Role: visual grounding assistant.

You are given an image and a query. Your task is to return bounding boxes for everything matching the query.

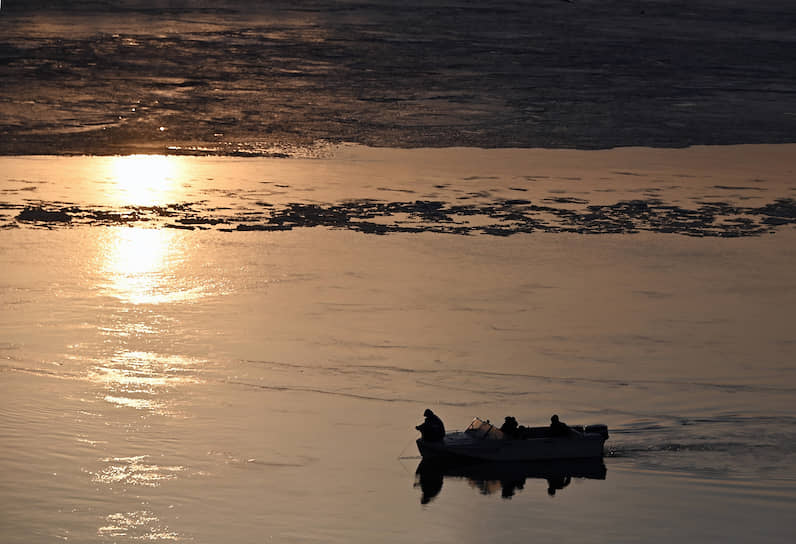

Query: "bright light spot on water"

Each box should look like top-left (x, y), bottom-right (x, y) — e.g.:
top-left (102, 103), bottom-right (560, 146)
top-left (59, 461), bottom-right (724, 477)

top-left (98, 227), bottom-right (204, 305)
top-left (98, 510), bottom-right (181, 541)
top-left (93, 351), bottom-right (201, 388)
top-left (92, 456), bottom-right (184, 488)
top-left (101, 227), bottom-right (172, 304)
top-left (104, 395), bottom-right (162, 410)
top-left (109, 154), bottom-right (178, 206)
top-left (90, 351), bottom-right (202, 415)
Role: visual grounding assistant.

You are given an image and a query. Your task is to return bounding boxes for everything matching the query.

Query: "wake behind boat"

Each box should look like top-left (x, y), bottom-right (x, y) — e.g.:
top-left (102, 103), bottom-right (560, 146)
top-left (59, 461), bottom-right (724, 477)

top-left (416, 416), bottom-right (609, 462)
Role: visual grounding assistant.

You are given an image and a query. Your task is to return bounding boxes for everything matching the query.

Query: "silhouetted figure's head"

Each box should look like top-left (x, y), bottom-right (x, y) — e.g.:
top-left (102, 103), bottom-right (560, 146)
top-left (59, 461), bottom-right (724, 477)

top-left (551, 414), bottom-right (559, 424)
top-left (424, 409), bottom-right (434, 417)
top-left (500, 416), bottom-right (519, 436)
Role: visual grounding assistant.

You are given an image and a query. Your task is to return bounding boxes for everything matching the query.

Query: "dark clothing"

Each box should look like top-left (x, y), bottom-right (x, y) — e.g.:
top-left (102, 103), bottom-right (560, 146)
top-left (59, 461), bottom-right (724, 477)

top-left (416, 412), bottom-right (445, 441)
top-left (550, 419), bottom-right (570, 437)
top-left (500, 416), bottom-right (519, 437)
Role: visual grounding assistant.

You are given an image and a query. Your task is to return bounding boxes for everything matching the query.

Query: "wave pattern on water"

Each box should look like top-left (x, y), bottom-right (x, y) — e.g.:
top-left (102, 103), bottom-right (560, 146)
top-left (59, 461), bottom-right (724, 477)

top-left (2, 1), bottom-right (796, 154)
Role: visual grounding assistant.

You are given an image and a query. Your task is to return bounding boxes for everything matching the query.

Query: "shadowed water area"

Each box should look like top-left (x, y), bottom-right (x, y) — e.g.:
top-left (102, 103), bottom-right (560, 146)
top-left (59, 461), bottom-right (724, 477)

top-left (2, 0), bottom-right (796, 155)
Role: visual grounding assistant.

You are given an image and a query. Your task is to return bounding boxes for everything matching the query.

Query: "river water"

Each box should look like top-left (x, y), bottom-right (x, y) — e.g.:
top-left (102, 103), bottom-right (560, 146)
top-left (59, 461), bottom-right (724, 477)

top-left (2, 1), bottom-right (796, 541)
top-left (2, 1), bottom-right (796, 154)
top-left (1, 147), bottom-right (795, 542)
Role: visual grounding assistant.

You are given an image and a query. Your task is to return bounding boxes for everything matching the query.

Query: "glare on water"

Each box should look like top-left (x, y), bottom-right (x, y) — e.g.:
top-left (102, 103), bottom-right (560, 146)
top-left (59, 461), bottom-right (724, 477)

top-left (96, 227), bottom-right (207, 305)
top-left (107, 154), bottom-right (180, 207)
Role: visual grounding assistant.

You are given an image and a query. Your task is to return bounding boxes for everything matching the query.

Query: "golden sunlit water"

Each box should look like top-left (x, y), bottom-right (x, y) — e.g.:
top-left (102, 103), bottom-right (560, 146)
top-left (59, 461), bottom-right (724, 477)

top-left (95, 157), bottom-right (200, 305)
top-left (107, 155), bottom-right (181, 207)
top-left (1, 148), bottom-right (795, 544)
top-left (97, 510), bottom-right (180, 542)
top-left (90, 350), bottom-right (202, 414)
top-left (92, 455), bottom-right (185, 488)
top-left (97, 227), bottom-right (207, 305)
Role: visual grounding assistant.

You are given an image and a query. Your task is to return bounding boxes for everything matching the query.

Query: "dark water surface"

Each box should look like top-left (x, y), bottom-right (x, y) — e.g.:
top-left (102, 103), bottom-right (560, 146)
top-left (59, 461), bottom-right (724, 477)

top-left (2, 0), bottom-right (796, 154)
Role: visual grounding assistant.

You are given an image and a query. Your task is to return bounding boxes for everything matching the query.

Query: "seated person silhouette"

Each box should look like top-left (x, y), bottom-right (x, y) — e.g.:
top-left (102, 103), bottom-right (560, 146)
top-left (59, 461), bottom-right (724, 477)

top-left (499, 416), bottom-right (519, 437)
top-left (549, 414), bottom-right (570, 437)
top-left (416, 409), bottom-right (445, 441)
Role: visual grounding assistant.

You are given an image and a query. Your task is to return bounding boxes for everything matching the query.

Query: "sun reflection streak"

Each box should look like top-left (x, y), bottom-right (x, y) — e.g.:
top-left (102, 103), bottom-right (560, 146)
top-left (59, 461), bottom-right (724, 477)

top-left (100, 227), bottom-right (172, 305)
top-left (108, 154), bottom-right (180, 207)
top-left (90, 351), bottom-right (203, 415)
top-left (98, 511), bottom-right (181, 541)
top-left (98, 227), bottom-right (205, 305)
top-left (93, 456), bottom-right (185, 488)
top-left (98, 510), bottom-right (181, 540)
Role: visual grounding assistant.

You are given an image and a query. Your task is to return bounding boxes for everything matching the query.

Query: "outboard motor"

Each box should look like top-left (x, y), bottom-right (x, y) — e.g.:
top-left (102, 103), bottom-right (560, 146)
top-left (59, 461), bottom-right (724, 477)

top-left (585, 424), bottom-right (609, 440)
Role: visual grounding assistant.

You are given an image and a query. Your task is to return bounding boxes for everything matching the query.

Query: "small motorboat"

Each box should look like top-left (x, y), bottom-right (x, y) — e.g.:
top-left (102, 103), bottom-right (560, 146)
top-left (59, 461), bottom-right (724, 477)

top-left (416, 417), bottom-right (609, 462)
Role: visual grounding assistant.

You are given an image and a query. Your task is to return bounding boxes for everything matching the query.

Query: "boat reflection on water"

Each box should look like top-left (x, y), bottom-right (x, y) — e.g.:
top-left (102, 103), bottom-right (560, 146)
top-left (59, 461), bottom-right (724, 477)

top-left (414, 458), bottom-right (607, 504)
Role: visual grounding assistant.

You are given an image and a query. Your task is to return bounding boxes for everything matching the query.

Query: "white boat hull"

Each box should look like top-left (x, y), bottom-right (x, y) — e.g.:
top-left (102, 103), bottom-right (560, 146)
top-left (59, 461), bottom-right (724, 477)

top-left (417, 430), bottom-right (606, 462)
